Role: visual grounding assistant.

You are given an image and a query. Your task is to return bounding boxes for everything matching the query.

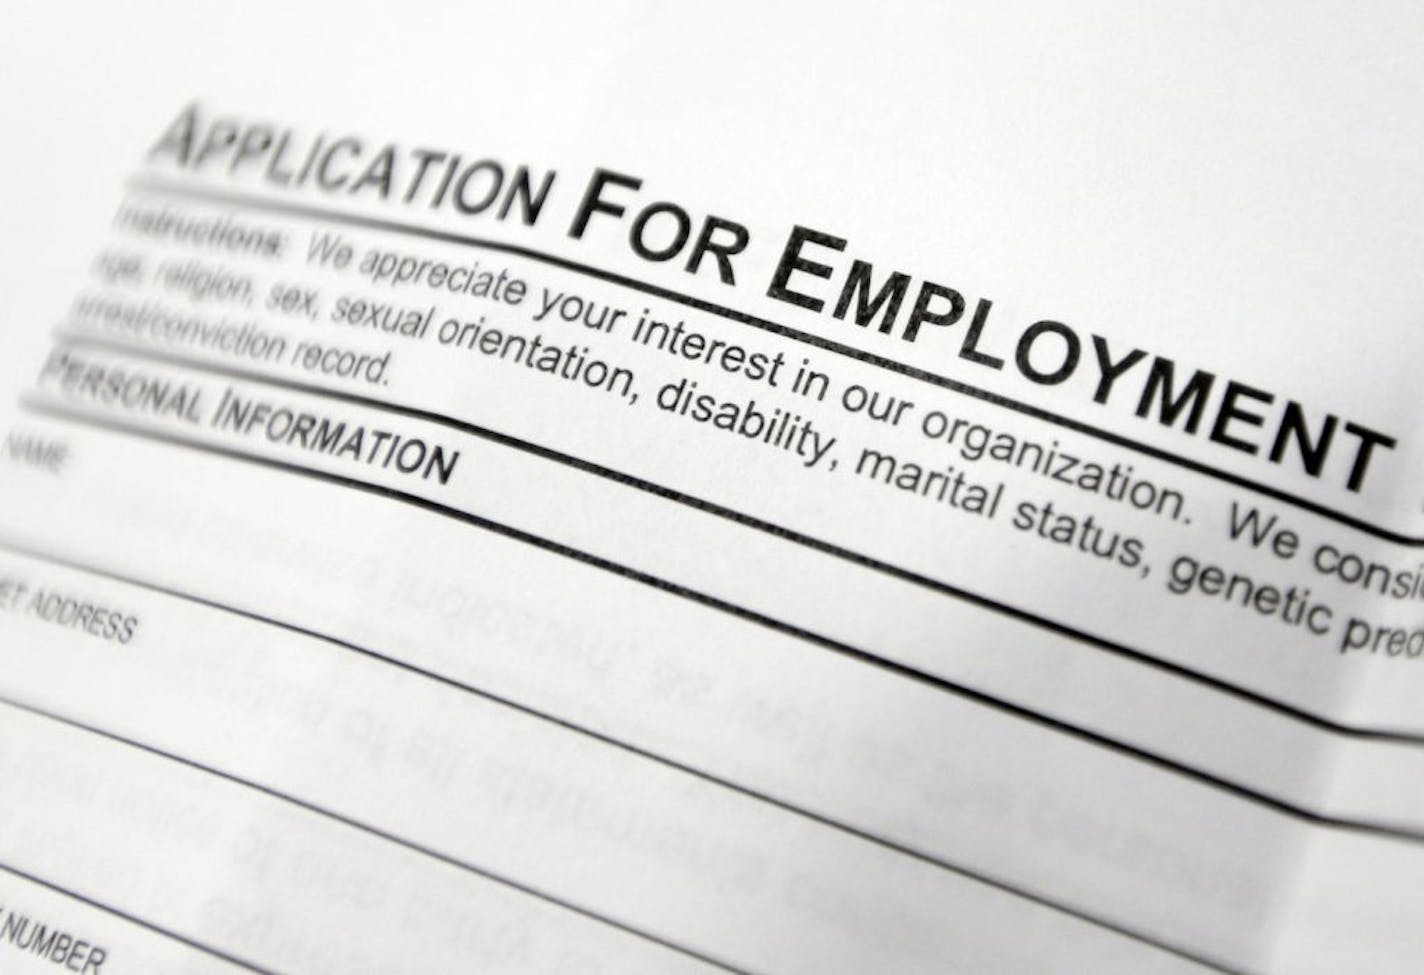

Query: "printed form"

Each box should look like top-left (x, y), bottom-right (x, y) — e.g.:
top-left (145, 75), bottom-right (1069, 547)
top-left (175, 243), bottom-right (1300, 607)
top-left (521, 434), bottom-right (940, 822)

top-left (1, 4), bottom-right (1422, 973)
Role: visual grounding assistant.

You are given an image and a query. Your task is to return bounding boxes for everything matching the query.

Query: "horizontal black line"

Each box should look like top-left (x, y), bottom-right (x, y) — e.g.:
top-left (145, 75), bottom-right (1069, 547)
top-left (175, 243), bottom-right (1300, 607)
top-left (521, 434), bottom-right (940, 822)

top-left (23, 397), bottom-right (1424, 855)
top-left (0, 859), bottom-right (278, 974)
top-left (124, 173), bottom-right (1423, 547)
top-left (0, 537), bottom-right (1233, 974)
top-left (53, 328), bottom-right (1424, 746)
top-left (0, 694), bottom-right (746, 974)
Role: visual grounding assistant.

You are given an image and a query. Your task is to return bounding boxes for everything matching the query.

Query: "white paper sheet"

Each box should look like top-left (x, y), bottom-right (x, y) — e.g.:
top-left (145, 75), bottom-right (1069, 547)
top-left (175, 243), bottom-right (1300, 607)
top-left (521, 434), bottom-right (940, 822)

top-left (2, 4), bottom-right (1422, 972)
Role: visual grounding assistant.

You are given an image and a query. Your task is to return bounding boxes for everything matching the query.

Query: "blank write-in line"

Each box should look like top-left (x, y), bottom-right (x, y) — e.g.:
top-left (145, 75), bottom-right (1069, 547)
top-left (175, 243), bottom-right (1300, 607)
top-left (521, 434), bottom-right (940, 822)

top-left (0, 694), bottom-right (750, 974)
top-left (123, 173), bottom-right (1424, 548)
top-left (0, 534), bottom-right (1233, 974)
top-left (51, 327), bottom-right (1424, 746)
top-left (20, 396), bottom-right (1424, 858)
top-left (0, 858), bottom-right (279, 974)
